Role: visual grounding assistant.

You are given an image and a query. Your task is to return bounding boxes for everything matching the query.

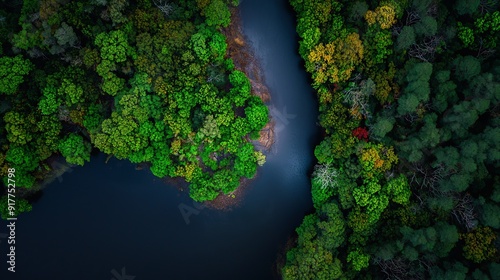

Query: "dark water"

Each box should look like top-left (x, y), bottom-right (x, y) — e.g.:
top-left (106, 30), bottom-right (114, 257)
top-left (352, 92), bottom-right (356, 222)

top-left (0, 0), bottom-right (318, 279)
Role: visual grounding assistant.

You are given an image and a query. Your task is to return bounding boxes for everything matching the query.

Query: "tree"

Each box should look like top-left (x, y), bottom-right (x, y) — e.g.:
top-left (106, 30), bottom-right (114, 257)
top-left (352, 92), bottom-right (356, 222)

top-left (0, 196), bottom-right (32, 219)
top-left (480, 202), bottom-right (500, 229)
top-left (245, 97), bottom-right (268, 132)
top-left (190, 31), bottom-right (210, 63)
top-left (35, 114), bottom-right (62, 160)
top-left (234, 142), bottom-right (258, 178)
top-left (149, 141), bottom-right (173, 178)
top-left (461, 227), bottom-right (497, 263)
top-left (38, 87), bottom-right (62, 115)
top-left (59, 78), bottom-right (84, 106)
top-left (386, 174), bottom-right (411, 205)
top-left (92, 112), bottom-right (148, 159)
top-left (299, 27), bottom-right (321, 57)
top-left (455, 0), bottom-right (480, 15)
top-left (474, 11), bottom-right (500, 48)
top-left (282, 213), bottom-right (344, 280)
top-left (203, 0), bottom-right (230, 27)
top-left (318, 202), bottom-right (346, 250)
top-left (306, 33), bottom-right (364, 87)
top-left (313, 163), bottom-right (339, 190)
top-left (457, 22), bottom-right (475, 47)
top-left (453, 56), bottom-right (481, 82)
top-left (370, 115), bottom-right (395, 139)
top-left (397, 26), bottom-right (416, 51)
top-left (209, 31), bottom-right (227, 62)
top-left (429, 262), bottom-right (468, 280)
top-left (229, 70), bottom-right (251, 106)
top-left (54, 22), bottom-right (78, 47)
top-left (359, 143), bottom-right (398, 176)
top-left (365, 5), bottom-right (397, 29)
top-left (283, 244), bottom-right (343, 280)
top-left (83, 104), bottom-right (105, 134)
top-left (5, 145), bottom-right (39, 187)
top-left (198, 115), bottom-right (221, 142)
top-left (414, 16), bottom-right (438, 37)
top-left (343, 79), bottom-right (374, 119)
top-left (101, 73), bottom-right (125, 96)
top-left (348, 2), bottom-right (369, 23)
top-left (3, 111), bottom-right (36, 146)
top-left (442, 101), bottom-right (479, 138)
top-left (347, 249), bottom-right (370, 271)
top-left (108, 0), bottom-right (129, 25)
top-left (58, 134), bottom-right (91, 166)
top-left (397, 62), bottom-right (432, 115)
top-left (95, 30), bottom-right (131, 63)
top-left (0, 55), bottom-right (33, 95)
top-left (432, 70), bottom-right (458, 113)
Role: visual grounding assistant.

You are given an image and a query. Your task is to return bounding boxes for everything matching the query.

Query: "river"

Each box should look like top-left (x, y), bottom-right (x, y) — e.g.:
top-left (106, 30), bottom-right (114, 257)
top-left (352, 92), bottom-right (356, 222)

top-left (0, 0), bottom-right (319, 279)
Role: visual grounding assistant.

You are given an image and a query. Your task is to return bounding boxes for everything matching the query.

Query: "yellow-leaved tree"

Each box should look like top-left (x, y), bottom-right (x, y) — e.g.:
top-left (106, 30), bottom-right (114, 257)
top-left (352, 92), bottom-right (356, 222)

top-left (364, 5), bottom-right (397, 29)
top-left (306, 33), bottom-right (364, 88)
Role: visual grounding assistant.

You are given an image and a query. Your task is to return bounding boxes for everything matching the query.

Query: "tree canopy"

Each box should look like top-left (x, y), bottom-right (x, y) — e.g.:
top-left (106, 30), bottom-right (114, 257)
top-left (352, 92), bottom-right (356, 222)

top-left (284, 0), bottom-right (500, 279)
top-left (0, 0), bottom-right (269, 214)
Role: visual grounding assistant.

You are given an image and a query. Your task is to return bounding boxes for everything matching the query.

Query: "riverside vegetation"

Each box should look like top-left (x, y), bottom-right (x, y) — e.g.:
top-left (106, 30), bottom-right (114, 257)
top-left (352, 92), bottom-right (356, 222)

top-left (1, 0), bottom-right (499, 279)
top-left (282, 0), bottom-right (500, 279)
top-left (0, 0), bottom-right (269, 218)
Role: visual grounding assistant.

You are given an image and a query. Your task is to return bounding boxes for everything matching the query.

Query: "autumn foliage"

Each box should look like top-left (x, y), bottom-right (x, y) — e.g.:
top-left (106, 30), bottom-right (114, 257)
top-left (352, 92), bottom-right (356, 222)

top-left (352, 127), bottom-right (369, 141)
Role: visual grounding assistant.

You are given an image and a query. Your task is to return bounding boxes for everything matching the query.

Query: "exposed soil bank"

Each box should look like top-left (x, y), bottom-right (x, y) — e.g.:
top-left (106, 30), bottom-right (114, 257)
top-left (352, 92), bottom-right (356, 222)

top-left (223, 8), bottom-right (275, 151)
top-left (200, 8), bottom-right (277, 210)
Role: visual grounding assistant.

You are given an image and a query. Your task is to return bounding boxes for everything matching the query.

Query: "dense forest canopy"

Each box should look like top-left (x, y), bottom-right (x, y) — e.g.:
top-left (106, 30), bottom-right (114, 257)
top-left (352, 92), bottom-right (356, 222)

top-left (0, 0), bottom-right (269, 218)
top-left (1, 0), bottom-right (499, 279)
top-left (283, 0), bottom-right (500, 279)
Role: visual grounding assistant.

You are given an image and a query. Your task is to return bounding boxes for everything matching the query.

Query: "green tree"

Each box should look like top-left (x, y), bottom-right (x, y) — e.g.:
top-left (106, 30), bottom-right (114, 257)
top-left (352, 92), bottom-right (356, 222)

top-left (397, 62), bottom-right (432, 115)
top-left (347, 249), bottom-right (370, 271)
top-left (455, 0), bottom-right (480, 15)
top-left (414, 16), bottom-right (437, 37)
top-left (457, 23), bottom-right (475, 47)
top-left (397, 26), bottom-right (415, 51)
top-left (229, 70), bottom-right (251, 106)
top-left (58, 134), bottom-right (91, 166)
top-left (0, 196), bottom-right (32, 219)
top-left (3, 111), bottom-right (36, 146)
top-left (245, 97), bottom-right (268, 132)
top-left (454, 56), bottom-right (481, 82)
top-left (92, 112), bottom-right (148, 159)
top-left (203, 0), bottom-right (230, 27)
top-left (0, 55), bottom-right (33, 95)
top-left (198, 115), bottom-right (221, 142)
top-left (95, 30), bottom-right (131, 63)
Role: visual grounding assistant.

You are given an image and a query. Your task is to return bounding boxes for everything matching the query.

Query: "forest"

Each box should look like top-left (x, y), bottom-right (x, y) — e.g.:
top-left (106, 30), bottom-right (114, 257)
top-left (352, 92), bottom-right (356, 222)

top-left (0, 0), bottom-right (269, 218)
top-left (1, 0), bottom-right (499, 279)
top-left (282, 0), bottom-right (500, 279)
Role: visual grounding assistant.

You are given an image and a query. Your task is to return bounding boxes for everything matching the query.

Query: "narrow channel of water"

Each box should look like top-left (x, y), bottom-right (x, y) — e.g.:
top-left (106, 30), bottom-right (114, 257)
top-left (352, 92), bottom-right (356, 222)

top-left (0, 0), bottom-right (319, 279)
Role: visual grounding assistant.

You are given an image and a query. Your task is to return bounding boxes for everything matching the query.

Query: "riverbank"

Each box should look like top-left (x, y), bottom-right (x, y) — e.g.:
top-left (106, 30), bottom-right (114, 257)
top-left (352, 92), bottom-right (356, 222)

top-left (9, 155), bottom-right (75, 202)
top-left (222, 8), bottom-right (275, 151)
top-left (196, 8), bottom-right (276, 210)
